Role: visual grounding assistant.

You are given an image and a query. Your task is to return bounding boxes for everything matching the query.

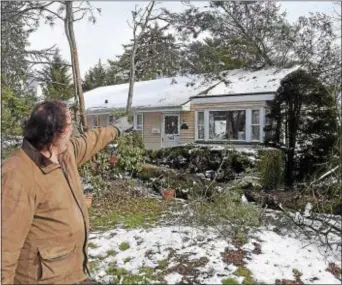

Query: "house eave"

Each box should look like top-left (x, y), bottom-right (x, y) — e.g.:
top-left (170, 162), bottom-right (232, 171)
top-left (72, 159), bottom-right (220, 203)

top-left (134, 102), bottom-right (190, 113)
top-left (190, 91), bottom-right (275, 99)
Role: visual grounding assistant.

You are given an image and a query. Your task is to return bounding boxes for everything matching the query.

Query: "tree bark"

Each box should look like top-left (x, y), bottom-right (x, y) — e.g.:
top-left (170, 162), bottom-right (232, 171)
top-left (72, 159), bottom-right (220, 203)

top-left (286, 99), bottom-right (298, 187)
top-left (65, 1), bottom-right (87, 132)
top-left (126, 46), bottom-right (137, 115)
top-left (125, 1), bottom-right (156, 115)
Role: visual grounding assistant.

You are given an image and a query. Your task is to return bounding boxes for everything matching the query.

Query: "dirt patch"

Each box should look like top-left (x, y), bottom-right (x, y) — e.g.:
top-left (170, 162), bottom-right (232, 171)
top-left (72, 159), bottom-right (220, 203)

top-left (167, 255), bottom-right (209, 284)
top-left (326, 262), bottom-right (342, 280)
top-left (144, 249), bottom-right (154, 259)
top-left (221, 248), bottom-right (245, 267)
top-left (251, 242), bottom-right (262, 255)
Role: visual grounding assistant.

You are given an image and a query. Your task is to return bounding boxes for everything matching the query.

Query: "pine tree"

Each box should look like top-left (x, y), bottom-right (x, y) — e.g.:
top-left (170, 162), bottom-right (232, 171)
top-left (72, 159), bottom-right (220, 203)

top-left (83, 60), bottom-right (109, 91)
top-left (106, 59), bottom-right (129, 85)
top-left (265, 69), bottom-right (338, 186)
top-left (1, 2), bottom-right (37, 136)
top-left (183, 38), bottom-right (247, 75)
top-left (38, 50), bottom-right (73, 101)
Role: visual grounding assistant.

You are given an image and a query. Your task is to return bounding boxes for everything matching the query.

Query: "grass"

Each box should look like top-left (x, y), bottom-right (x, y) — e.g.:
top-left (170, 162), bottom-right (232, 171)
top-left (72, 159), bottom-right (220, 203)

top-left (138, 266), bottom-right (165, 282)
top-left (88, 261), bottom-right (99, 274)
top-left (106, 264), bottom-right (127, 276)
top-left (106, 249), bottom-right (117, 257)
top-left (157, 259), bottom-right (169, 270)
top-left (139, 267), bottom-right (155, 275)
top-left (105, 264), bottom-right (165, 284)
top-left (233, 231), bottom-right (248, 246)
top-left (119, 242), bottom-right (130, 251)
top-left (234, 267), bottom-right (256, 285)
top-left (89, 196), bottom-right (171, 230)
top-left (186, 190), bottom-right (261, 243)
top-left (95, 255), bottom-right (106, 261)
top-left (292, 268), bottom-right (303, 279)
top-left (221, 277), bottom-right (239, 284)
top-left (88, 242), bottom-right (99, 249)
top-left (124, 257), bottom-right (132, 263)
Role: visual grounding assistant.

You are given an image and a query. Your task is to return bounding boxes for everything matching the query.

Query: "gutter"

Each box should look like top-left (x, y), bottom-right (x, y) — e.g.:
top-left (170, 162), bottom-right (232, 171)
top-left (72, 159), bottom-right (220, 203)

top-left (190, 91), bottom-right (275, 99)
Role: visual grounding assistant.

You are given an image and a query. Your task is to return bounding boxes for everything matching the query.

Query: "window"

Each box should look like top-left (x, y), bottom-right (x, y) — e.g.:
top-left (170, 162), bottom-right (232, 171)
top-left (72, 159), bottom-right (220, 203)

top-left (197, 112), bottom-right (205, 139)
top-left (109, 115), bottom-right (114, 125)
top-left (135, 113), bottom-right (143, 130)
top-left (92, 116), bottom-right (99, 127)
top-left (209, 110), bottom-right (246, 140)
top-left (251, 110), bottom-right (260, 140)
top-left (164, 115), bottom-right (178, 134)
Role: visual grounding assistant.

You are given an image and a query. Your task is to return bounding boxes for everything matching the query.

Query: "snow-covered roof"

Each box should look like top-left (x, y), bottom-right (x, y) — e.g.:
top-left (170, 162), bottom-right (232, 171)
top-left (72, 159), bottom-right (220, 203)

top-left (83, 66), bottom-right (299, 111)
top-left (83, 76), bottom-right (208, 111)
top-left (204, 65), bottom-right (300, 96)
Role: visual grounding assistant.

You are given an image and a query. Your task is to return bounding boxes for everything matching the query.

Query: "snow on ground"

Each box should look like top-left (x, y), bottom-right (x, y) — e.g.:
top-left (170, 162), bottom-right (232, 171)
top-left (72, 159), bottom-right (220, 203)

top-left (89, 226), bottom-right (238, 284)
top-left (2, 136), bottom-right (23, 149)
top-left (88, 218), bottom-right (341, 284)
top-left (243, 229), bottom-right (340, 284)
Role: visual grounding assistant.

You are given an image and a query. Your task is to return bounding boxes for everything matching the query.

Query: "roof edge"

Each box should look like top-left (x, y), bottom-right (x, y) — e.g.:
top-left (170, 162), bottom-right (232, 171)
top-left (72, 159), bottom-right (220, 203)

top-left (190, 91), bottom-right (275, 99)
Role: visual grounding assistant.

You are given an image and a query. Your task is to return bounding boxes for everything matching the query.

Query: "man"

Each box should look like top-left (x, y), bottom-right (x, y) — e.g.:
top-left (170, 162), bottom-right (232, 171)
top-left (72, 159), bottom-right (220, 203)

top-left (2, 100), bottom-right (120, 284)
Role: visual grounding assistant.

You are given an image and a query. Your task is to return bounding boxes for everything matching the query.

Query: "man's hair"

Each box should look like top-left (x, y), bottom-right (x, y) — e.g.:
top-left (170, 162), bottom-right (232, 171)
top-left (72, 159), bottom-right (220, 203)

top-left (23, 100), bottom-right (68, 151)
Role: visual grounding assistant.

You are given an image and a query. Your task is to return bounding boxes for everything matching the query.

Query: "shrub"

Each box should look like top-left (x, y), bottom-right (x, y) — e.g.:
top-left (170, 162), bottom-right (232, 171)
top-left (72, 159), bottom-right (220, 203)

top-left (259, 148), bottom-right (284, 190)
top-left (116, 132), bottom-right (145, 173)
top-left (230, 150), bottom-right (251, 173)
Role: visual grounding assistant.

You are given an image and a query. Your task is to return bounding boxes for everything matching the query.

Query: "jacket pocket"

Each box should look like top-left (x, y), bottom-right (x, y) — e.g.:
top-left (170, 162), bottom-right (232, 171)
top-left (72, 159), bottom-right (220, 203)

top-left (38, 243), bottom-right (77, 281)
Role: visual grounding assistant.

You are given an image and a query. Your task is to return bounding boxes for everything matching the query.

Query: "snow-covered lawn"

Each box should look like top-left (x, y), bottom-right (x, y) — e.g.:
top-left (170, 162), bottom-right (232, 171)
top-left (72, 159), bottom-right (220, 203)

top-left (88, 218), bottom-right (341, 284)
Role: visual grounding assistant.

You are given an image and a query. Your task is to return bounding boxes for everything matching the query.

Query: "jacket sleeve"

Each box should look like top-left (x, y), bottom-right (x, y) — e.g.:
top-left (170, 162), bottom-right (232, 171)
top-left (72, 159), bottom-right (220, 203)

top-left (70, 126), bottom-right (119, 167)
top-left (1, 163), bottom-right (35, 284)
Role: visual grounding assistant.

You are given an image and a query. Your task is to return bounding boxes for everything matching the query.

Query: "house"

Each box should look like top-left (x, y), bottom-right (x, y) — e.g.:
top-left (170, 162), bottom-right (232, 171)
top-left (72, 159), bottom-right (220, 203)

top-left (83, 66), bottom-right (299, 150)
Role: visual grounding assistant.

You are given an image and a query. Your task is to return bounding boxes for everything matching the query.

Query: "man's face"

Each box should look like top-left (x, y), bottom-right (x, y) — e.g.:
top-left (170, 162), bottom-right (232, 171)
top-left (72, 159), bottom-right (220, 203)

top-left (55, 110), bottom-right (73, 153)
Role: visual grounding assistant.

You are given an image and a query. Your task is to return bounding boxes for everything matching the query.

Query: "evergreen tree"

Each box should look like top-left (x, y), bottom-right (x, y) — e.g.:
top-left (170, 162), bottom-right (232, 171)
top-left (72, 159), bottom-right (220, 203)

top-left (166, 1), bottom-right (340, 83)
top-left (182, 38), bottom-right (247, 75)
top-left (265, 69), bottom-right (338, 186)
top-left (1, 1), bottom-right (38, 136)
top-left (83, 59), bottom-right (108, 91)
top-left (38, 50), bottom-right (73, 101)
top-left (106, 59), bottom-right (129, 85)
top-left (166, 2), bottom-right (293, 69)
top-left (115, 22), bottom-right (181, 83)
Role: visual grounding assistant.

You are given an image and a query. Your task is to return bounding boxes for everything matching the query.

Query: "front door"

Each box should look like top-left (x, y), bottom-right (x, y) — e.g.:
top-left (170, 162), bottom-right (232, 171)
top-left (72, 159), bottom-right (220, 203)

top-left (162, 114), bottom-right (180, 148)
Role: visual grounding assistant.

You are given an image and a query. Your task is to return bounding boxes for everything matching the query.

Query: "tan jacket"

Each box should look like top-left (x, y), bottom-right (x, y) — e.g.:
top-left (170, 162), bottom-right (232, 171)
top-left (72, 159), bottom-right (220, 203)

top-left (1, 126), bottom-right (118, 284)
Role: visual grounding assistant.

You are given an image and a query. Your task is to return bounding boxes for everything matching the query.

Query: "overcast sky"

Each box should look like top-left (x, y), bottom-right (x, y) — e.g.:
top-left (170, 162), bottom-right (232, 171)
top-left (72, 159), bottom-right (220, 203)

top-left (28, 1), bottom-right (338, 78)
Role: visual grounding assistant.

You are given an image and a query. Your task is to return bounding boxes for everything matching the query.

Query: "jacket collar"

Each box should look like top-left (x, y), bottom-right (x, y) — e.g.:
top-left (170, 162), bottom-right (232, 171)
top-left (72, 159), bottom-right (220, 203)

top-left (22, 140), bottom-right (61, 174)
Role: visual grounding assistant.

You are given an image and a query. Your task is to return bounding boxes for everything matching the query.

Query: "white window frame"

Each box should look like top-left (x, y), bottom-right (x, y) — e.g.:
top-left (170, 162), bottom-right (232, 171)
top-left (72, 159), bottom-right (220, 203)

top-left (250, 109), bottom-right (261, 141)
top-left (195, 107), bottom-right (266, 142)
top-left (195, 111), bottom-right (205, 140)
top-left (92, 115), bottom-right (99, 128)
top-left (162, 113), bottom-right (180, 148)
top-left (207, 109), bottom-right (247, 142)
top-left (134, 113), bottom-right (143, 131)
top-left (108, 115), bottom-right (114, 125)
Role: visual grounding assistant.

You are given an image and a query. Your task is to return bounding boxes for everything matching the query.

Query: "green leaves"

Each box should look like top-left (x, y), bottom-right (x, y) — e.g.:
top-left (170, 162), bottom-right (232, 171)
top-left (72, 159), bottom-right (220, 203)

top-left (37, 50), bottom-right (74, 101)
top-left (1, 84), bottom-right (36, 136)
top-left (116, 132), bottom-right (146, 174)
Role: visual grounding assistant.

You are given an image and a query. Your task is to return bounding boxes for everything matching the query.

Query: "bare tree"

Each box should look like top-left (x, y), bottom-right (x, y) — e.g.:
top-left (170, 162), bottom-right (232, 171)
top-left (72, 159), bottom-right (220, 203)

top-left (126, 2), bottom-right (155, 114)
top-left (126, 1), bottom-right (170, 115)
top-left (41, 1), bottom-right (100, 132)
top-left (333, 2), bottom-right (341, 38)
top-left (64, 1), bottom-right (86, 132)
